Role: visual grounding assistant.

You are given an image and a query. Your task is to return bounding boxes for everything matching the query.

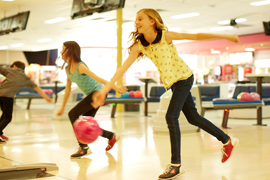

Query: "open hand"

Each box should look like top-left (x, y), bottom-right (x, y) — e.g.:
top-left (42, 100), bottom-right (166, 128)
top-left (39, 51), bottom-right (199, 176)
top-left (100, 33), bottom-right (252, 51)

top-left (115, 85), bottom-right (128, 94)
top-left (56, 107), bottom-right (64, 116)
top-left (45, 96), bottom-right (53, 103)
top-left (228, 35), bottom-right (242, 44)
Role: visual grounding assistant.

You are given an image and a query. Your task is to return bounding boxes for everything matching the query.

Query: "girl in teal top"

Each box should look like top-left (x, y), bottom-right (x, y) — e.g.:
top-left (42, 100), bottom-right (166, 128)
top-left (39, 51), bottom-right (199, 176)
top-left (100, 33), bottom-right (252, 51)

top-left (57, 41), bottom-right (126, 158)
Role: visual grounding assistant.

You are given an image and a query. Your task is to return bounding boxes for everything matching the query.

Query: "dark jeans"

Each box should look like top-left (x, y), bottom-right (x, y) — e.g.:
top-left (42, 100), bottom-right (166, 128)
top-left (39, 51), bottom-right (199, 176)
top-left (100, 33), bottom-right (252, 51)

top-left (68, 92), bottom-right (114, 147)
top-left (0, 97), bottom-right (14, 135)
top-left (166, 75), bottom-right (230, 164)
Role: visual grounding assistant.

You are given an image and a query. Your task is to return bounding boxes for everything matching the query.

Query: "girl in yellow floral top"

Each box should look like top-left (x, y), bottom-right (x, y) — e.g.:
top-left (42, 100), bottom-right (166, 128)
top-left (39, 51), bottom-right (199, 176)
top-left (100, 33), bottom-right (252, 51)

top-left (93, 8), bottom-right (242, 179)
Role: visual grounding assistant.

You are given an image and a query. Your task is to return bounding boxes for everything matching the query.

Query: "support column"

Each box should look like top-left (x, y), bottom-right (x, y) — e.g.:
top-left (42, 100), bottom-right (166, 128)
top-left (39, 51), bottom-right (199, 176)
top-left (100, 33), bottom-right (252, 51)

top-left (221, 109), bottom-right (230, 129)
top-left (116, 9), bottom-right (124, 113)
top-left (256, 77), bottom-right (262, 125)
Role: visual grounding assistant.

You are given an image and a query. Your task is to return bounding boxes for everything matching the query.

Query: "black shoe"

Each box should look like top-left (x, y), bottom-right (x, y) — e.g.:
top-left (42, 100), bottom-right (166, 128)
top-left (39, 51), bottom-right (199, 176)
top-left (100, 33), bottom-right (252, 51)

top-left (159, 164), bottom-right (184, 180)
top-left (70, 146), bottom-right (92, 158)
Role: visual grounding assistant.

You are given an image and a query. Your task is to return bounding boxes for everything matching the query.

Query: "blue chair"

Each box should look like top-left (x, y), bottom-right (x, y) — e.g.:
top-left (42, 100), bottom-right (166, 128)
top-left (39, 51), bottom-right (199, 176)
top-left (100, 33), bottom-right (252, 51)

top-left (148, 86), bottom-right (166, 103)
top-left (199, 86), bottom-right (220, 101)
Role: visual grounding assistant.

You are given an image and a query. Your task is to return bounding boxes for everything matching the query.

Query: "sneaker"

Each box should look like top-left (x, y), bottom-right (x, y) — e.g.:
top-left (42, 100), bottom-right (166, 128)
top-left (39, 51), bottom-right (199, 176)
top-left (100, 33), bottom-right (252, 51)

top-left (221, 137), bottom-right (239, 163)
top-left (70, 146), bottom-right (92, 158)
top-left (0, 137), bottom-right (6, 142)
top-left (0, 135), bottom-right (8, 140)
top-left (159, 164), bottom-right (184, 180)
top-left (105, 133), bottom-right (120, 151)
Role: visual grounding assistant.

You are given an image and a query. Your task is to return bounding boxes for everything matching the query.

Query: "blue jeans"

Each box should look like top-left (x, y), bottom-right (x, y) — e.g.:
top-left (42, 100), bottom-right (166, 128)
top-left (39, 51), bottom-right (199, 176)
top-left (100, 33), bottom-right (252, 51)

top-left (165, 75), bottom-right (230, 164)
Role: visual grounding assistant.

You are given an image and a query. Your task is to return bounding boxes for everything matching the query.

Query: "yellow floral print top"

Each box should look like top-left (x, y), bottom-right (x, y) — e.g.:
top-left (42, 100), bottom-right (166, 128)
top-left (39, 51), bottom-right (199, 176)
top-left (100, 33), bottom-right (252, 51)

top-left (138, 30), bottom-right (193, 90)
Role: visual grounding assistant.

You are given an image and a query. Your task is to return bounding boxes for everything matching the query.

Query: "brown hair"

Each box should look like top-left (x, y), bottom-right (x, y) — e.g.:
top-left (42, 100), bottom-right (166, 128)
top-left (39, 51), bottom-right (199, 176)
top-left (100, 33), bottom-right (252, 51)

top-left (127, 8), bottom-right (168, 59)
top-left (10, 61), bottom-right (26, 70)
top-left (61, 41), bottom-right (82, 69)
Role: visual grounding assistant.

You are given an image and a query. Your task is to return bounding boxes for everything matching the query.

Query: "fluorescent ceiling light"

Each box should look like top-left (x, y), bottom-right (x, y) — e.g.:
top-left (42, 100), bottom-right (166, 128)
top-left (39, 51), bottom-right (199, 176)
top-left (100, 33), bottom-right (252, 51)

top-left (0, 46), bottom-right (8, 50)
top-left (218, 18), bottom-right (247, 25)
top-left (32, 47), bottom-right (45, 51)
top-left (1, 0), bottom-right (15, 1)
top-left (37, 38), bottom-right (52, 43)
top-left (218, 20), bottom-right (231, 25)
top-left (211, 26), bottom-right (233, 31)
top-left (11, 43), bottom-right (24, 47)
top-left (45, 17), bottom-right (67, 24)
top-left (245, 48), bottom-right (255, 51)
top-left (170, 12), bottom-right (200, 19)
top-left (250, 0), bottom-right (270, 6)
top-left (236, 18), bottom-right (247, 23)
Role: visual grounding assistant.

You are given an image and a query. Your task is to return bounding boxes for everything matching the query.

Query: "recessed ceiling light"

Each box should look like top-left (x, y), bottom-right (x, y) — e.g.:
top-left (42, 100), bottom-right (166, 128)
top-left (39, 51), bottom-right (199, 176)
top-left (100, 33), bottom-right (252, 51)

top-left (211, 26), bottom-right (233, 31)
top-left (37, 38), bottom-right (52, 43)
top-left (11, 43), bottom-right (24, 47)
top-left (45, 17), bottom-right (67, 24)
top-left (226, 47), bottom-right (229, 50)
top-left (170, 12), bottom-right (200, 19)
top-left (0, 46), bottom-right (8, 50)
top-left (245, 48), bottom-right (255, 51)
top-left (250, 0), bottom-right (270, 6)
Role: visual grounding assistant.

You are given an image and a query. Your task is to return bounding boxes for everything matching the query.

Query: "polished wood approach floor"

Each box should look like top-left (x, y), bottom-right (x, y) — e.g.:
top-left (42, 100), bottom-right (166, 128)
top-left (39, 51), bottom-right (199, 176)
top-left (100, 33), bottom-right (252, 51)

top-left (0, 101), bottom-right (270, 180)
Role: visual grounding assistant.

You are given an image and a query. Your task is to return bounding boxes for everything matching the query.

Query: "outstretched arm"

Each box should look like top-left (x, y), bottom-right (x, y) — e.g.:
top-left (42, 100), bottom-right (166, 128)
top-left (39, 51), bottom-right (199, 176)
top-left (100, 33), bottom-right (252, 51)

top-left (33, 86), bottom-right (52, 103)
top-left (91, 43), bottom-right (140, 108)
top-left (56, 76), bottom-right (71, 116)
top-left (78, 63), bottom-right (127, 94)
top-left (165, 31), bottom-right (242, 44)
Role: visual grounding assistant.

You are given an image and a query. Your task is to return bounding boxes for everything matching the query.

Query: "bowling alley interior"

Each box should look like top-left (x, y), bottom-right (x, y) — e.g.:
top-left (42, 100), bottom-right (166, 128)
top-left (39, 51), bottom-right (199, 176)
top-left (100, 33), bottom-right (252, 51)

top-left (1, 0), bottom-right (270, 180)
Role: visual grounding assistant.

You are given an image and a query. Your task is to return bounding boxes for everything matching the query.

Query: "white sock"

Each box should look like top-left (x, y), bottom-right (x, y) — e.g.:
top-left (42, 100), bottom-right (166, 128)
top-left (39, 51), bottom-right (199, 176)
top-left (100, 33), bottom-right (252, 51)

top-left (224, 139), bottom-right (231, 145)
top-left (171, 163), bottom-right (181, 167)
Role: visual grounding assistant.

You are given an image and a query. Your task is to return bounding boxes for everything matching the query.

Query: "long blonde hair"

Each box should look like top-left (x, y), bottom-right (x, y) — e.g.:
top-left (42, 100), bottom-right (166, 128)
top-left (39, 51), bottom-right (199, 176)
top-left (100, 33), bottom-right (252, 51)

top-left (127, 8), bottom-right (168, 59)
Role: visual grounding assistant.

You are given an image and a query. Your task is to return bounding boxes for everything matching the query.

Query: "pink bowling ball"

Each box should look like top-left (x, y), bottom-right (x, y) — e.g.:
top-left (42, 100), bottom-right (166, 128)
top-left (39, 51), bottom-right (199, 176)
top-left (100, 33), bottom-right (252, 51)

top-left (42, 89), bottom-right (48, 94)
top-left (42, 89), bottom-right (53, 95)
top-left (238, 92), bottom-right (253, 101)
top-left (129, 91), bottom-right (135, 97)
top-left (46, 89), bottom-right (53, 95)
top-left (73, 116), bottom-right (102, 144)
top-left (250, 92), bottom-right (261, 101)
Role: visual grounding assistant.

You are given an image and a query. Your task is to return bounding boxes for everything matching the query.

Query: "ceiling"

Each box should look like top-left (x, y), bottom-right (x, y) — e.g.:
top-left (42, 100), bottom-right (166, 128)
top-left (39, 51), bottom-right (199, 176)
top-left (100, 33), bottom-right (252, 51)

top-left (0, 0), bottom-right (270, 53)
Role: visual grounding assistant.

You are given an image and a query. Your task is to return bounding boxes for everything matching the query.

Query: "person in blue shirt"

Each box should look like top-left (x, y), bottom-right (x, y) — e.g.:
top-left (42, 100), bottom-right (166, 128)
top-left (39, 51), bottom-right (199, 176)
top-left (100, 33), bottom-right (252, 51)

top-left (56, 41), bottom-right (127, 158)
